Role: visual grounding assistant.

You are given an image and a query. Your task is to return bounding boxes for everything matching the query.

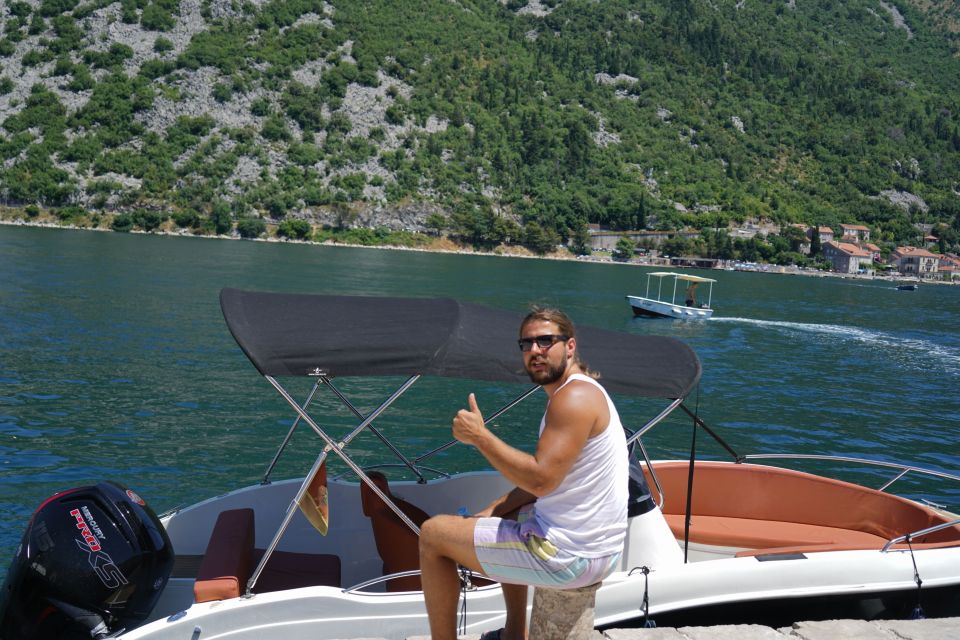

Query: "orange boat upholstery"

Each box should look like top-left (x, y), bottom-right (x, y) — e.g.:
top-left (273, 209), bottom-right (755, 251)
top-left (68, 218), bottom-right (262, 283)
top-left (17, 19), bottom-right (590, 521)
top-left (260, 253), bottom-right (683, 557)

top-left (193, 508), bottom-right (341, 603)
top-left (360, 472), bottom-right (431, 592)
top-left (646, 461), bottom-right (960, 554)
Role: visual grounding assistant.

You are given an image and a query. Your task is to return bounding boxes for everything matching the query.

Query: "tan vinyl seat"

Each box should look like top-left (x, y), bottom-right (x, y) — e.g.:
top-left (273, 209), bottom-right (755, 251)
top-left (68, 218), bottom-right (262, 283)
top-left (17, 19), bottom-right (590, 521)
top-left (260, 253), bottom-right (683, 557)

top-left (646, 461), bottom-right (960, 554)
top-left (193, 507), bottom-right (341, 603)
top-left (360, 472), bottom-right (431, 592)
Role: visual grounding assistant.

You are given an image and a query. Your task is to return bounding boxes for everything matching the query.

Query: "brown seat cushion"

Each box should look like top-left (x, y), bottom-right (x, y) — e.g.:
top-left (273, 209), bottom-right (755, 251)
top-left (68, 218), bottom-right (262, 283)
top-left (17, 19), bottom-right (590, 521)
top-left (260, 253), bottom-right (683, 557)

top-left (360, 472), bottom-right (430, 591)
top-left (194, 508), bottom-right (255, 603)
top-left (253, 548), bottom-right (341, 592)
top-left (193, 508), bottom-right (342, 603)
top-left (647, 461), bottom-right (960, 551)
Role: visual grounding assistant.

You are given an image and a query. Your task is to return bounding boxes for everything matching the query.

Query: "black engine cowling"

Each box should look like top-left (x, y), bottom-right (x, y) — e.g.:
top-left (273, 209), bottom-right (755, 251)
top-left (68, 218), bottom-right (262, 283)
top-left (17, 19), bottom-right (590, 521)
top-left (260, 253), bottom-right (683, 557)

top-left (0, 481), bottom-right (174, 639)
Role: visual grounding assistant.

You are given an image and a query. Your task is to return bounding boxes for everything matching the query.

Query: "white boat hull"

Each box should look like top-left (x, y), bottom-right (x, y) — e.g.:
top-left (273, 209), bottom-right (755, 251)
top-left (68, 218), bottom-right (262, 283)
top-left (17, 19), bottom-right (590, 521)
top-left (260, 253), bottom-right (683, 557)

top-left (117, 466), bottom-right (960, 639)
top-left (627, 295), bottom-right (713, 319)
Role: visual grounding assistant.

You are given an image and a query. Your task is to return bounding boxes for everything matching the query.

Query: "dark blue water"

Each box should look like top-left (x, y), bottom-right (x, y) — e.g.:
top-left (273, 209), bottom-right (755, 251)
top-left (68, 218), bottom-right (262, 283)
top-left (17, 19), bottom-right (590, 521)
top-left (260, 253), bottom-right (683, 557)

top-left (2, 225), bottom-right (959, 564)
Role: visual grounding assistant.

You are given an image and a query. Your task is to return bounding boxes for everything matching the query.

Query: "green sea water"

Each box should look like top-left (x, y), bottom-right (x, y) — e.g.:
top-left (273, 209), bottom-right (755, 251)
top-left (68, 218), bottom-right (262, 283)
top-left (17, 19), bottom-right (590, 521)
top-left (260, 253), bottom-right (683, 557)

top-left (2, 225), bottom-right (959, 564)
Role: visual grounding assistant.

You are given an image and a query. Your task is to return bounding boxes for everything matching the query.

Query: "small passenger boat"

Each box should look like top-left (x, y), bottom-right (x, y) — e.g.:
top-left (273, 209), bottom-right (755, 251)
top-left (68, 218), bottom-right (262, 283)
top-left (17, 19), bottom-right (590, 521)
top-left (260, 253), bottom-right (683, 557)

top-left (896, 283), bottom-right (919, 291)
top-left (3, 289), bottom-right (958, 640)
top-left (627, 271), bottom-right (716, 319)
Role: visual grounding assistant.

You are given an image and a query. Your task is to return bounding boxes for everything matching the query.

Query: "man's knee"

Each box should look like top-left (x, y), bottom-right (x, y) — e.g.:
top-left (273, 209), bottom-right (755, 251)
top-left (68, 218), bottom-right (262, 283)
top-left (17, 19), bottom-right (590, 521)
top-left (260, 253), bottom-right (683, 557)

top-left (419, 514), bottom-right (479, 564)
top-left (419, 514), bottom-right (456, 553)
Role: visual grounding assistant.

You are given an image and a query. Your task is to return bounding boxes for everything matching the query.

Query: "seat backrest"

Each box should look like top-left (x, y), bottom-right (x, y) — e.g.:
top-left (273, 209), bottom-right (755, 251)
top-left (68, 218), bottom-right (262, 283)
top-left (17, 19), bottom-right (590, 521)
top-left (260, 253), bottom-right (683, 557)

top-left (194, 508), bottom-right (255, 603)
top-left (360, 472), bottom-right (430, 592)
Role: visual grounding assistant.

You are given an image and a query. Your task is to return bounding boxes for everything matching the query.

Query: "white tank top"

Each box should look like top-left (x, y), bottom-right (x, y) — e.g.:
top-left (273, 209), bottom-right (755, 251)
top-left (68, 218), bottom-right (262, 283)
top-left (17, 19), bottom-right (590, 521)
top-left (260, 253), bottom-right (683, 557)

top-left (533, 374), bottom-right (628, 557)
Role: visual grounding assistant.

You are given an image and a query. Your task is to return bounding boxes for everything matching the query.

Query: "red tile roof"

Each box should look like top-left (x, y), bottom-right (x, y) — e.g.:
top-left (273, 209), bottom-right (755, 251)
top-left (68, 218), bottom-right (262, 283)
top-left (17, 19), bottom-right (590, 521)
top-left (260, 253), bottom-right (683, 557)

top-left (826, 241), bottom-right (871, 257)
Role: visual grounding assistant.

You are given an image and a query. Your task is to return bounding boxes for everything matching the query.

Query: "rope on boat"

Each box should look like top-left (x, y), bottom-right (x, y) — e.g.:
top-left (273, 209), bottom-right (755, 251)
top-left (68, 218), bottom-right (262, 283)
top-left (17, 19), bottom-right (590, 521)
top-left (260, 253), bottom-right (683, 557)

top-left (458, 565), bottom-right (470, 636)
top-left (905, 535), bottom-right (925, 620)
top-left (628, 565), bottom-right (656, 628)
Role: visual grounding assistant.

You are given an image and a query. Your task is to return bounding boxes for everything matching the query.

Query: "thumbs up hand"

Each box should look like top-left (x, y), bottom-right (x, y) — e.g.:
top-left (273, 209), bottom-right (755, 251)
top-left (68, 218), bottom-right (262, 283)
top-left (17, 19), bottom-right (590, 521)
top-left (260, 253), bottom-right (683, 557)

top-left (453, 393), bottom-right (486, 446)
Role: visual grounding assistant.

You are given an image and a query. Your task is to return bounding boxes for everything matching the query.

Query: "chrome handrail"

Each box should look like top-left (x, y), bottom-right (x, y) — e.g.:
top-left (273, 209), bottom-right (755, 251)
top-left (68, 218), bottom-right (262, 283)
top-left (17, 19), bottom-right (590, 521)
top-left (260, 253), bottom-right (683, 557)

top-left (342, 568), bottom-right (491, 594)
top-left (882, 519), bottom-right (960, 553)
top-left (342, 570), bottom-right (423, 594)
top-left (739, 453), bottom-right (960, 492)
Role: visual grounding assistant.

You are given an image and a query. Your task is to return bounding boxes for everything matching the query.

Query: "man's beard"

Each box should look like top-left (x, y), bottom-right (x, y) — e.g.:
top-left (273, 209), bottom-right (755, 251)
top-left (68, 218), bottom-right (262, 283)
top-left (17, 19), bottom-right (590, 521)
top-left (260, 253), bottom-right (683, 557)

top-left (525, 353), bottom-right (567, 385)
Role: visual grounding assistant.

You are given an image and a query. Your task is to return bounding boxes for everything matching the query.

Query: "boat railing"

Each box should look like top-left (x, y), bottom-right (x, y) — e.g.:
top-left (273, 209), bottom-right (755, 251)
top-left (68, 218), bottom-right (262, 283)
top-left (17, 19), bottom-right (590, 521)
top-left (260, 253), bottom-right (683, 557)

top-left (738, 453), bottom-right (960, 494)
top-left (334, 464), bottom-right (451, 482)
top-left (342, 569), bottom-right (490, 594)
top-left (881, 519), bottom-right (960, 553)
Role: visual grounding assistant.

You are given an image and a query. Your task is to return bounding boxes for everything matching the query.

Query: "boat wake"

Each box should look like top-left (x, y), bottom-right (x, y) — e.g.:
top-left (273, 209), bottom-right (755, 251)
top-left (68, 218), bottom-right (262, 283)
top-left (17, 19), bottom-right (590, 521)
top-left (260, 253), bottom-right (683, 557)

top-left (712, 317), bottom-right (960, 374)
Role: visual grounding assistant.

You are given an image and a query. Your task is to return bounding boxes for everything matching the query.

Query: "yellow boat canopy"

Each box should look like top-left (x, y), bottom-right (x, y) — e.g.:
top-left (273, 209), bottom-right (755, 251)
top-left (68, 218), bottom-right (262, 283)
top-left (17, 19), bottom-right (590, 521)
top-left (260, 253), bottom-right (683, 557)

top-left (647, 272), bottom-right (717, 284)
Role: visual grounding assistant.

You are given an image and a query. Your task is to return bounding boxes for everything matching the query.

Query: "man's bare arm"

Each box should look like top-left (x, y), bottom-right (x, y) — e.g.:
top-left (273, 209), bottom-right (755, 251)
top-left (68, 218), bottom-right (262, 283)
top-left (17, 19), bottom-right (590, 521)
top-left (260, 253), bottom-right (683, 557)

top-left (452, 384), bottom-right (605, 497)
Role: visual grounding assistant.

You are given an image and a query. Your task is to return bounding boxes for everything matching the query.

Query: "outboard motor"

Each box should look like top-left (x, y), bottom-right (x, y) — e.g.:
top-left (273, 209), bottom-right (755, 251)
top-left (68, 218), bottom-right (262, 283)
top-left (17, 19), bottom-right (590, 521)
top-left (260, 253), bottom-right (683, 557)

top-left (0, 481), bottom-right (174, 639)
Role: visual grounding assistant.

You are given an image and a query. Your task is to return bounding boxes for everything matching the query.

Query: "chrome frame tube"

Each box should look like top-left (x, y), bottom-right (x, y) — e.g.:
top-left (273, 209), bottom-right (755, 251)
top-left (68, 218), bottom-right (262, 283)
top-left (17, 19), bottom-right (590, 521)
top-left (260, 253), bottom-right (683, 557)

top-left (342, 568), bottom-right (489, 594)
top-left (261, 378), bottom-right (324, 484)
top-left (631, 438), bottom-right (665, 510)
top-left (624, 396), bottom-right (685, 509)
top-left (882, 519), bottom-right (960, 552)
top-left (322, 377), bottom-right (424, 482)
top-left (414, 385), bottom-right (541, 465)
top-left (626, 397), bottom-right (684, 443)
top-left (246, 374), bottom-right (421, 595)
top-left (739, 453), bottom-right (960, 489)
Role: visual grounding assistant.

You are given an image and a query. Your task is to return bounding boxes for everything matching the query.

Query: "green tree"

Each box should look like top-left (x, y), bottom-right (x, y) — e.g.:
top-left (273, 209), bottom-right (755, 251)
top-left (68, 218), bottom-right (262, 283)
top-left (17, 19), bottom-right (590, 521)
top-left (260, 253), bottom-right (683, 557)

top-left (613, 236), bottom-right (636, 260)
top-left (568, 223), bottom-right (592, 256)
top-left (278, 218), bottom-right (312, 239)
top-left (810, 229), bottom-right (822, 257)
top-left (237, 217), bottom-right (267, 238)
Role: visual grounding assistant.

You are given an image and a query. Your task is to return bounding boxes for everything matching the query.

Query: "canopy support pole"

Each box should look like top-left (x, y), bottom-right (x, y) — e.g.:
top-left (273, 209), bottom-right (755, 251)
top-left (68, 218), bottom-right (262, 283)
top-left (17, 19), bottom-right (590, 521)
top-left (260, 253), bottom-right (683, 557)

top-left (321, 377), bottom-right (426, 483)
top-left (414, 385), bottom-right (542, 464)
top-left (678, 403), bottom-right (740, 460)
top-left (625, 397), bottom-right (684, 508)
top-left (261, 378), bottom-right (324, 485)
top-left (626, 397), bottom-right (684, 443)
top-left (246, 374), bottom-right (422, 595)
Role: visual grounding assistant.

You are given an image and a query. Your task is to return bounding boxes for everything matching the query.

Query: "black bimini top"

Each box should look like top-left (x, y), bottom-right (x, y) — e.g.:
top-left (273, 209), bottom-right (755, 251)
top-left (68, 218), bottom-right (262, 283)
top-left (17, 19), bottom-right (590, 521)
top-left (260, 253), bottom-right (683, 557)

top-left (220, 288), bottom-right (702, 399)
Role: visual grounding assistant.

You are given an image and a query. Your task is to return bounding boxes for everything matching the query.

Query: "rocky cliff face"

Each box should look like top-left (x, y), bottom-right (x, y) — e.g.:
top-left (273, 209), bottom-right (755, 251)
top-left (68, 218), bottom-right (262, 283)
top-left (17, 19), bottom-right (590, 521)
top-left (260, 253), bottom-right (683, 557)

top-left (0, 0), bottom-right (449, 229)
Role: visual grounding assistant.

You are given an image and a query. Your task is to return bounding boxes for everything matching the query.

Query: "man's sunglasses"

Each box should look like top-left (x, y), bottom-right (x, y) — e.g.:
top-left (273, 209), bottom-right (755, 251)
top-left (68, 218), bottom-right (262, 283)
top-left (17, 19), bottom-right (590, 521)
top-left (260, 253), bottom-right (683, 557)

top-left (518, 334), bottom-right (569, 352)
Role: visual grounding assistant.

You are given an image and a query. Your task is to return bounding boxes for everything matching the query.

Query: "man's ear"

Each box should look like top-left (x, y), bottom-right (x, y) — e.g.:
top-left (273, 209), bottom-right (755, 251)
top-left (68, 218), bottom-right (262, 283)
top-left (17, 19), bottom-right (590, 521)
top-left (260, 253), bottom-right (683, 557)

top-left (565, 336), bottom-right (577, 362)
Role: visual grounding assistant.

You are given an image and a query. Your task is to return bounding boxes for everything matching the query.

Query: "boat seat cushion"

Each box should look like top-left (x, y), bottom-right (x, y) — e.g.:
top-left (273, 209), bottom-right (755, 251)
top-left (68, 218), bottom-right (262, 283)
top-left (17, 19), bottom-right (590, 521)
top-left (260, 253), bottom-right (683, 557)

top-left (193, 508), bottom-right (342, 604)
top-left (252, 548), bottom-right (341, 592)
top-left (648, 461), bottom-right (957, 550)
top-left (360, 472), bottom-right (430, 592)
top-left (194, 508), bottom-right (256, 603)
top-left (663, 514), bottom-right (887, 550)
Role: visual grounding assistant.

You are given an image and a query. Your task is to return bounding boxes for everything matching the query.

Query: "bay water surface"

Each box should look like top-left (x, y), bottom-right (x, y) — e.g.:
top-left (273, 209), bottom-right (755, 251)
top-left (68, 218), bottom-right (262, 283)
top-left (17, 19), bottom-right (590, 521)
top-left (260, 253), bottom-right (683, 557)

top-left (2, 225), bottom-right (959, 565)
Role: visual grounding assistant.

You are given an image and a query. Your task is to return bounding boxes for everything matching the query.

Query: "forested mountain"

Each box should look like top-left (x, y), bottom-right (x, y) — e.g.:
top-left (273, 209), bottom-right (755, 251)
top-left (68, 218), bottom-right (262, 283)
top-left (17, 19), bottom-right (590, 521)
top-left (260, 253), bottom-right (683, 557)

top-left (0, 0), bottom-right (958, 251)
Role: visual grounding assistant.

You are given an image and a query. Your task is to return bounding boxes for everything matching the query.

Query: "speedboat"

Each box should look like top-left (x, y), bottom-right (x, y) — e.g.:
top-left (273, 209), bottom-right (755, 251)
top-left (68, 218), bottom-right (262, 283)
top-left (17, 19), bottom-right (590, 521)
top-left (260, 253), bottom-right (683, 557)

top-left (3, 289), bottom-right (959, 640)
top-left (627, 272), bottom-right (716, 319)
top-left (896, 283), bottom-right (919, 291)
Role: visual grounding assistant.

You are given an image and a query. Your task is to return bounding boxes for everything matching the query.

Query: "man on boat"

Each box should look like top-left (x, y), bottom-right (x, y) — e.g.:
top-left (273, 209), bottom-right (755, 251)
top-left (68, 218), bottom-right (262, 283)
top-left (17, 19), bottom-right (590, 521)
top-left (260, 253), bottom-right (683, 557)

top-left (419, 307), bottom-right (629, 640)
top-left (685, 282), bottom-right (698, 307)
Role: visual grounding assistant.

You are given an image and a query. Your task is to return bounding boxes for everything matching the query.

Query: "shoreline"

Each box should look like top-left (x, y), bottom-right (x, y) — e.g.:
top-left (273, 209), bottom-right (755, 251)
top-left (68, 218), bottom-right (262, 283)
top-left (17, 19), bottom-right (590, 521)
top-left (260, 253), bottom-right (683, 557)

top-left (2, 217), bottom-right (954, 285)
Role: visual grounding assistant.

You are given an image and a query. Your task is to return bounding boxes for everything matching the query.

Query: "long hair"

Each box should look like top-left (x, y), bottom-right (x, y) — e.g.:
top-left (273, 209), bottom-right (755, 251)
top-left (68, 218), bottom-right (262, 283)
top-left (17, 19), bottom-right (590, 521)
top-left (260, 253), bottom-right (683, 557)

top-left (520, 306), bottom-right (600, 379)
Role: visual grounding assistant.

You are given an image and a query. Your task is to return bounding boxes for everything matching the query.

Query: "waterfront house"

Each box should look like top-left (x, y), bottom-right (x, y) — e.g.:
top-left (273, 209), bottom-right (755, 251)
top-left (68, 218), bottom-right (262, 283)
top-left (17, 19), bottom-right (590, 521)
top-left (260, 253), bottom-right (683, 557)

top-left (939, 253), bottom-right (960, 281)
top-left (822, 241), bottom-right (873, 274)
top-left (786, 224), bottom-right (813, 254)
top-left (862, 242), bottom-right (882, 263)
top-left (807, 226), bottom-right (834, 244)
top-left (889, 246), bottom-right (940, 278)
top-left (840, 224), bottom-right (871, 243)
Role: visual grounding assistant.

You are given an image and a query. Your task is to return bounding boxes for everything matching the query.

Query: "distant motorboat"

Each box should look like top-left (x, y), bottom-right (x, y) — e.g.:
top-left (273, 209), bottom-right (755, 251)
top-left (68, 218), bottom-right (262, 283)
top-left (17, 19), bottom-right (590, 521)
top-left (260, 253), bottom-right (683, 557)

top-left (896, 283), bottom-right (918, 291)
top-left (627, 272), bottom-right (716, 319)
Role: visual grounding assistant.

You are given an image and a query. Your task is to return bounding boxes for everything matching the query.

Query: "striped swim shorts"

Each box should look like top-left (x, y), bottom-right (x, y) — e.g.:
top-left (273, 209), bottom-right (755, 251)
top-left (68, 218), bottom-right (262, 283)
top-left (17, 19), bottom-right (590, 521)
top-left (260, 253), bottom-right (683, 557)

top-left (473, 505), bottom-right (621, 589)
